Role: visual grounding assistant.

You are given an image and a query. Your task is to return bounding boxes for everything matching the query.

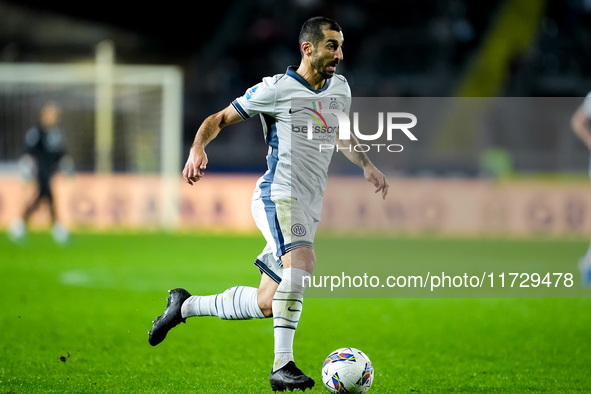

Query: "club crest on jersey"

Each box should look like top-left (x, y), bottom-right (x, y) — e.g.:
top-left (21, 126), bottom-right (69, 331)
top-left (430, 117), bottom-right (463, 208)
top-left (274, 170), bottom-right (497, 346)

top-left (329, 98), bottom-right (340, 110)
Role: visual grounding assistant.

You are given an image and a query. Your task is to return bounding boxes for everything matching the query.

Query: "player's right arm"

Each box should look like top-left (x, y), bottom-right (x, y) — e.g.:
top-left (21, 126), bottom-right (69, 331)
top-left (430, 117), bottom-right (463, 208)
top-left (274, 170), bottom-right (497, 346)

top-left (183, 105), bottom-right (243, 185)
top-left (184, 77), bottom-right (276, 185)
top-left (571, 104), bottom-right (591, 151)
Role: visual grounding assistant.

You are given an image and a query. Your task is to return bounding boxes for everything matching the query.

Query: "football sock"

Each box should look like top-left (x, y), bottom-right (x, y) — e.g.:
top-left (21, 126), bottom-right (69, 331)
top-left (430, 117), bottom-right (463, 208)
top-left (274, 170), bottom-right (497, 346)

top-left (272, 267), bottom-right (308, 371)
top-left (181, 286), bottom-right (265, 320)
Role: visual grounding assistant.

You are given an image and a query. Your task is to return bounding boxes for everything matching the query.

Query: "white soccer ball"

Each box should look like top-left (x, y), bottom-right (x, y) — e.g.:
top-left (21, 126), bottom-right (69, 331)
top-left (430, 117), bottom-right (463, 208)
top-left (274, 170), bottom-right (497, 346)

top-left (322, 347), bottom-right (374, 394)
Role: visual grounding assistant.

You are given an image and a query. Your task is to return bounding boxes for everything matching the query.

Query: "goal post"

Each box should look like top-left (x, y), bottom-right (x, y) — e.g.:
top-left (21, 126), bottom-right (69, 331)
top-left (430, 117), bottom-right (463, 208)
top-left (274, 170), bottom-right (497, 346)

top-left (0, 53), bottom-right (183, 228)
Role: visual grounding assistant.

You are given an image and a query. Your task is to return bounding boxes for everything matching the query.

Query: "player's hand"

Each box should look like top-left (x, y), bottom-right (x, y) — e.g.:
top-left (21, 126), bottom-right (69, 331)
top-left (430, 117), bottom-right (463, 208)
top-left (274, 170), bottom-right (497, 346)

top-left (363, 164), bottom-right (389, 199)
top-left (182, 146), bottom-right (208, 185)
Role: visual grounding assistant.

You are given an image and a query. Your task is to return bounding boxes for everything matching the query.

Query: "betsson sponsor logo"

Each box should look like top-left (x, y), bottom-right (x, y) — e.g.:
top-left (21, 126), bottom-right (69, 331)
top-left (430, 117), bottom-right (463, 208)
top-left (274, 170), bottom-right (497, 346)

top-left (291, 108), bottom-right (417, 152)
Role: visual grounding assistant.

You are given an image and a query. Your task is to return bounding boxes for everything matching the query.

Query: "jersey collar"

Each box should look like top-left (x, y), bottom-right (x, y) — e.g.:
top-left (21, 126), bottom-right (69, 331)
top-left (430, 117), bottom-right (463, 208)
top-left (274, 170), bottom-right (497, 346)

top-left (286, 66), bottom-right (331, 93)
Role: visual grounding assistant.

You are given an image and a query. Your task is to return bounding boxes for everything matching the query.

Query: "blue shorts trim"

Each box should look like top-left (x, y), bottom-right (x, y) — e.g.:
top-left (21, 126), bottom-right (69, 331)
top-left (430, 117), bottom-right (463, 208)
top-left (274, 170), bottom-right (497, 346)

top-left (254, 258), bottom-right (282, 284)
top-left (284, 241), bottom-right (314, 253)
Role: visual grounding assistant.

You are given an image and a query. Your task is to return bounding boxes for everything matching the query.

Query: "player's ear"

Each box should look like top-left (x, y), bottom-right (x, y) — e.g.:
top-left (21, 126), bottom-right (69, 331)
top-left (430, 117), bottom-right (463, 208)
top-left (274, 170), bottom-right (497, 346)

top-left (301, 41), bottom-right (314, 57)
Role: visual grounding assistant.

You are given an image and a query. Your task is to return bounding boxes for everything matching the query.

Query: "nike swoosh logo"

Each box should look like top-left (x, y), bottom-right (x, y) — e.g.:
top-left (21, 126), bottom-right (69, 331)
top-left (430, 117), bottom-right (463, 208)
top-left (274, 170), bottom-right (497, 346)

top-left (288, 307), bottom-right (301, 312)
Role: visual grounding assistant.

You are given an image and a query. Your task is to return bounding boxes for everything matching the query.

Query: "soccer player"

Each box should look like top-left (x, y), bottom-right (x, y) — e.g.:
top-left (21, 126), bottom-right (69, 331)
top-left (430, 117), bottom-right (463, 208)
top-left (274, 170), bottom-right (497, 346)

top-left (8, 102), bottom-right (71, 244)
top-left (149, 17), bottom-right (389, 391)
top-left (571, 94), bottom-right (591, 286)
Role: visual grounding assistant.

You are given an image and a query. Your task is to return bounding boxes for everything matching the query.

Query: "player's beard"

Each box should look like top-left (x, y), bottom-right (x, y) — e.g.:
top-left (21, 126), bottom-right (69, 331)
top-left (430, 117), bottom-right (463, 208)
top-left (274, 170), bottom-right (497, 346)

top-left (311, 52), bottom-right (338, 80)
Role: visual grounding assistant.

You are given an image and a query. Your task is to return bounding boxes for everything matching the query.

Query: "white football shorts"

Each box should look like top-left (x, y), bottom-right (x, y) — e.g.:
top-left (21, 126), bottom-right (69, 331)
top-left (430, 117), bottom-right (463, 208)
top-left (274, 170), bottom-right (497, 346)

top-left (252, 195), bottom-right (319, 283)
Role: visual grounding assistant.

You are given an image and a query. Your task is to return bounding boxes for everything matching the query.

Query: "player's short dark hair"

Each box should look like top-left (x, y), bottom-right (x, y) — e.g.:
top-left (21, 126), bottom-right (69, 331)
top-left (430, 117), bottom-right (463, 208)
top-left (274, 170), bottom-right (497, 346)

top-left (299, 17), bottom-right (342, 50)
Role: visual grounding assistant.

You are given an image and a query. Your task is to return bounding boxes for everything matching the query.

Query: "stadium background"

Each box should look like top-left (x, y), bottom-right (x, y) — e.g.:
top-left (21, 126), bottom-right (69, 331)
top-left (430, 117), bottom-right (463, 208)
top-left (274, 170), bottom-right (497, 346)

top-left (2, 0), bottom-right (591, 235)
top-left (1, 0), bottom-right (591, 393)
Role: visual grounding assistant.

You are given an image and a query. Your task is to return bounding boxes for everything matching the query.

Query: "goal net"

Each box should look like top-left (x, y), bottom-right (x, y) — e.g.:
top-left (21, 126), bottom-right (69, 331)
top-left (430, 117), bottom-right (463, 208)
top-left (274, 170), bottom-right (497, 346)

top-left (0, 53), bottom-right (182, 228)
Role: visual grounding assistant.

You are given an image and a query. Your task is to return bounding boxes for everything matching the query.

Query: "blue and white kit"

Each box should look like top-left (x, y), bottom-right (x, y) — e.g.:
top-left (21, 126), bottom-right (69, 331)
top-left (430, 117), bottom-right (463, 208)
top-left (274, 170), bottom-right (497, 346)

top-left (231, 66), bottom-right (351, 283)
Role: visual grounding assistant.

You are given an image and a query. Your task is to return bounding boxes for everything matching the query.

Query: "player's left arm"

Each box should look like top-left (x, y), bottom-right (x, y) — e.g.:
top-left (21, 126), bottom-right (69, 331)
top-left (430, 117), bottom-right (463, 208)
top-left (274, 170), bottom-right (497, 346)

top-left (336, 134), bottom-right (389, 199)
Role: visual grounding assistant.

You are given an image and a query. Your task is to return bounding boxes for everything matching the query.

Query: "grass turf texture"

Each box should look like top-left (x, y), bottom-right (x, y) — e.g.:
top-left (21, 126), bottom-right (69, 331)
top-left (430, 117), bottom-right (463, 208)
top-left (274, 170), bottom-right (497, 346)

top-left (0, 232), bottom-right (590, 393)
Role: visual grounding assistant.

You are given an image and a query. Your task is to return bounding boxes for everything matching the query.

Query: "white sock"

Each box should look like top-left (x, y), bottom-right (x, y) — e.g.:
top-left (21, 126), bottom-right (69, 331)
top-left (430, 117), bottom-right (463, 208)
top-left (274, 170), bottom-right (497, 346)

top-left (9, 218), bottom-right (26, 239)
top-left (272, 268), bottom-right (308, 371)
top-left (181, 286), bottom-right (264, 320)
top-left (52, 222), bottom-right (69, 244)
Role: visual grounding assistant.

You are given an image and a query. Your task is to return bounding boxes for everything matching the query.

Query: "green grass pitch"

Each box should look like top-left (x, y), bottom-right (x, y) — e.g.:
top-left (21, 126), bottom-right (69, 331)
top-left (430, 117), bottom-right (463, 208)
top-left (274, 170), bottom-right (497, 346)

top-left (1, 232), bottom-right (590, 393)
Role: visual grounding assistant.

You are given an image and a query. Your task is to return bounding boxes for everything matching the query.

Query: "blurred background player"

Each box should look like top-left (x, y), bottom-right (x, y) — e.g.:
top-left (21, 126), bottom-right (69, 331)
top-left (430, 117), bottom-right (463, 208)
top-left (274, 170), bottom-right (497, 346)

top-left (570, 93), bottom-right (591, 286)
top-left (8, 102), bottom-right (72, 244)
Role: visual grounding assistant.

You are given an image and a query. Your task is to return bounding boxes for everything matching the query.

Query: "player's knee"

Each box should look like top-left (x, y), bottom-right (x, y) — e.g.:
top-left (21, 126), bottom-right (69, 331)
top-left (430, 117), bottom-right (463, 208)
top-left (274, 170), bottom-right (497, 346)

top-left (258, 293), bottom-right (273, 318)
top-left (290, 247), bottom-right (316, 273)
top-left (305, 255), bottom-right (316, 272)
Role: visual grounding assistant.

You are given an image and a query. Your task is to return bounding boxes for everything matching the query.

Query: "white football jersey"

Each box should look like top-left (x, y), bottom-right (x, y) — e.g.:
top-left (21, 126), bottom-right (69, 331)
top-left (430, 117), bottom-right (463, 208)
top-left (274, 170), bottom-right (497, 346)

top-left (232, 66), bottom-right (351, 220)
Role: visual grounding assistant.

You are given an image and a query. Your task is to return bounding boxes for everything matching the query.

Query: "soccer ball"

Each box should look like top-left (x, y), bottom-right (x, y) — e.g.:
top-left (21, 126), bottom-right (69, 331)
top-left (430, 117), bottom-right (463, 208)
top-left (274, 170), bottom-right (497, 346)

top-left (322, 347), bottom-right (374, 394)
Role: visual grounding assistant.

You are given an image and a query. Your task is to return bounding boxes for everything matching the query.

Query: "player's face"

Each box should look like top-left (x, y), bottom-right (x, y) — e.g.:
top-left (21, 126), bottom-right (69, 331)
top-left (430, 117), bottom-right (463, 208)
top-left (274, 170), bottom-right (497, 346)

top-left (311, 29), bottom-right (344, 80)
top-left (41, 105), bottom-right (60, 128)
